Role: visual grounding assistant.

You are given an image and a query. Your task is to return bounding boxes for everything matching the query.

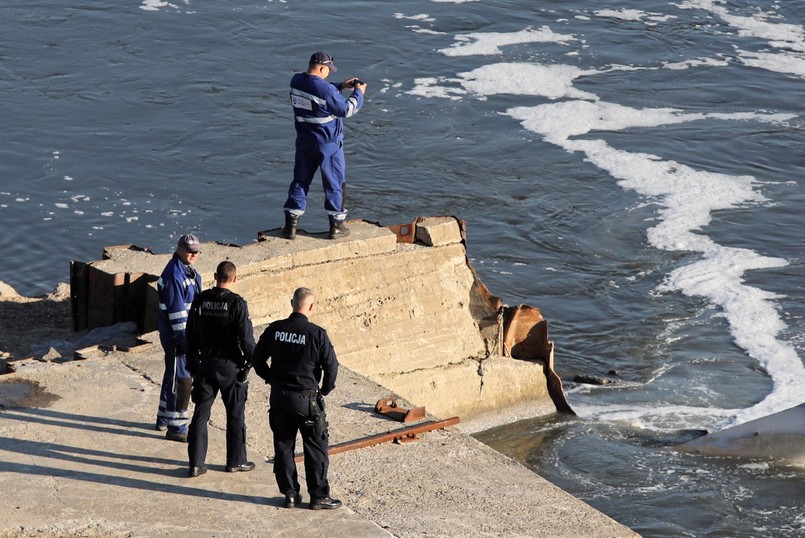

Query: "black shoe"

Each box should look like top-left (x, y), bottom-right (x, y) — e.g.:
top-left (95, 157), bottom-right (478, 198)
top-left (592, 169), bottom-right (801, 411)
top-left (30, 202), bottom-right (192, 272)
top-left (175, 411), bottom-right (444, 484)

top-left (328, 218), bottom-right (350, 240)
top-left (155, 422), bottom-right (167, 432)
top-left (188, 465), bottom-right (207, 478)
top-left (225, 461), bottom-right (255, 473)
top-left (284, 492), bottom-right (303, 509)
top-left (283, 212), bottom-right (299, 240)
top-left (309, 496), bottom-right (342, 510)
top-left (165, 431), bottom-right (188, 443)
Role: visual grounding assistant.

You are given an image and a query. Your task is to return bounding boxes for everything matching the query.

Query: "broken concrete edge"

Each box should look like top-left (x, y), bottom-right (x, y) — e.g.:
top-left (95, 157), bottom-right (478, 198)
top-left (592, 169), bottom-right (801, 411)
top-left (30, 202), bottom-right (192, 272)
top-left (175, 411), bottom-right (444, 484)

top-left (383, 215), bottom-right (465, 246)
top-left (63, 216), bottom-right (571, 424)
top-left (68, 215), bottom-right (496, 345)
top-left (71, 217), bottom-right (467, 331)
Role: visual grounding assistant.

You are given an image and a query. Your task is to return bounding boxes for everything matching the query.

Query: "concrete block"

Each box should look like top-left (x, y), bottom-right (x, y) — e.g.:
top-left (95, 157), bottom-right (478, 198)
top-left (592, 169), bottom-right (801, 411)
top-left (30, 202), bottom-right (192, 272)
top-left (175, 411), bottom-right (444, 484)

top-left (71, 217), bottom-right (561, 423)
top-left (376, 355), bottom-right (552, 419)
top-left (416, 217), bottom-right (462, 247)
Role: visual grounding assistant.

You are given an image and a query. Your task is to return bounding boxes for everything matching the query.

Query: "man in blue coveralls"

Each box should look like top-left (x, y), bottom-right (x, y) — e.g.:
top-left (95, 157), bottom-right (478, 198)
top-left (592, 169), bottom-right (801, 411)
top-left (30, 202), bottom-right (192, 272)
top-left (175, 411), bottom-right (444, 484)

top-left (155, 233), bottom-right (202, 442)
top-left (283, 50), bottom-right (367, 241)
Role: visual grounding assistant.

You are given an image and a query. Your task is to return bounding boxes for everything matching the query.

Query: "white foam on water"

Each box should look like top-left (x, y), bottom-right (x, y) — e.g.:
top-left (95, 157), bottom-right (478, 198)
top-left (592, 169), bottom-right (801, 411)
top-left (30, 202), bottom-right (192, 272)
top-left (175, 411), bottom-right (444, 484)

top-left (739, 50), bottom-right (805, 77)
top-left (573, 401), bottom-right (736, 431)
top-left (463, 63), bottom-right (597, 100)
top-left (410, 63), bottom-right (596, 101)
top-left (439, 27), bottom-right (576, 57)
top-left (139, 0), bottom-right (190, 12)
top-left (394, 13), bottom-right (435, 23)
top-left (681, 0), bottom-right (805, 77)
top-left (507, 96), bottom-right (802, 426)
top-left (413, 14), bottom-right (804, 428)
top-left (139, 0), bottom-right (168, 12)
top-left (594, 9), bottom-right (676, 23)
top-left (409, 77), bottom-right (467, 100)
top-left (682, 0), bottom-right (805, 50)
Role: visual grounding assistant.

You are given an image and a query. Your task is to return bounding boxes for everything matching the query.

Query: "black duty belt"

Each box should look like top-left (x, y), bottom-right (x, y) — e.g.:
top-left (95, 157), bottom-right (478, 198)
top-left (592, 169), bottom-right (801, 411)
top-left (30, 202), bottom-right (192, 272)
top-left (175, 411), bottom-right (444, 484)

top-left (201, 354), bottom-right (238, 362)
top-left (283, 387), bottom-right (319, 397)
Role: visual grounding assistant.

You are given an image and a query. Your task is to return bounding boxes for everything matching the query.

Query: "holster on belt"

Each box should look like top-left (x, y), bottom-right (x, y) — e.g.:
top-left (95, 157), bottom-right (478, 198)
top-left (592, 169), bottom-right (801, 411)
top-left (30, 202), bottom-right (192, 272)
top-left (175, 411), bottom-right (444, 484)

top-left (303, 391), bottom-right (328, 438)
top-left (237, 362), bottom-right (251, 382)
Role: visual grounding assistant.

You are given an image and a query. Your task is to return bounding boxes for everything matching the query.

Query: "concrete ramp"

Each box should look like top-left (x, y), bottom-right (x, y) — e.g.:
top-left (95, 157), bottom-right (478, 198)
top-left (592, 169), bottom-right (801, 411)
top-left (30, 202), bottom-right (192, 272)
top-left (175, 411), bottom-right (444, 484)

top-left (70, 216), bottom-right (566, 421)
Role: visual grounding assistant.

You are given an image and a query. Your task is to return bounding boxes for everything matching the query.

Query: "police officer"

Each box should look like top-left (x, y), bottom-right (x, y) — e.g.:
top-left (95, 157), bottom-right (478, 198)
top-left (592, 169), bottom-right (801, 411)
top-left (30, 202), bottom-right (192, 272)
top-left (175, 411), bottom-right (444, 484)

top-left (156, 233), bottom-right (202, 442)
top-left (252, 287), bottom-right (341, 510)
top-left (185, 261), bottom-right (256, 478)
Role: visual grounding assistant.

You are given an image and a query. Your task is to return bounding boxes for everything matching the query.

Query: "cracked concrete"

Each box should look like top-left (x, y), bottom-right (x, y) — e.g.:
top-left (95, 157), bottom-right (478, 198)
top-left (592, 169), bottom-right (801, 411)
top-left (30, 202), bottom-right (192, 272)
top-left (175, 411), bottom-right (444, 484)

top-left (1, 347), bottom-right (639, 537)
top-left (72, 217), bottom-right (556, 420)
top-left (0, 216), bottom-right (640, 536)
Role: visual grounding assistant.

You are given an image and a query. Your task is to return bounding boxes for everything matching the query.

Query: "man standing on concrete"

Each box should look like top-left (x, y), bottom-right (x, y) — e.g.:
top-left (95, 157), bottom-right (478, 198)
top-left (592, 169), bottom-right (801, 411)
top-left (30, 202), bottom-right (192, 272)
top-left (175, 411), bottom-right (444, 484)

top-left (185, 261), bottom-right (256, 478)
top-left (252, 287), bottom-right (341, 510)
top-left (156, 233), bottom-right (202, 442)
top-left (283, 50), bottom-right (367, 241)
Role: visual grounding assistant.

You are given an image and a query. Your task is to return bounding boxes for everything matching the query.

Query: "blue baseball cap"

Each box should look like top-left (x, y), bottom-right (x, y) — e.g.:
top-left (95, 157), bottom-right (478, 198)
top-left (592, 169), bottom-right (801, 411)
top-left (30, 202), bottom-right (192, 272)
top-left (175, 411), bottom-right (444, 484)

top-left (310, 50), bottom-right (337, 73)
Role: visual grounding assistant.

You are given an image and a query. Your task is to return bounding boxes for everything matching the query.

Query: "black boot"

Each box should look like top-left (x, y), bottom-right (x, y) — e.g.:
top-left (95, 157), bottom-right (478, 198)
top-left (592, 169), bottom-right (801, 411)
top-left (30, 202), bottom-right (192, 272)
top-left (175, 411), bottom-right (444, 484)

top-left (283, 212), bottom-right (299, 240)
top-left (328, 217), bottom-right (350, 240)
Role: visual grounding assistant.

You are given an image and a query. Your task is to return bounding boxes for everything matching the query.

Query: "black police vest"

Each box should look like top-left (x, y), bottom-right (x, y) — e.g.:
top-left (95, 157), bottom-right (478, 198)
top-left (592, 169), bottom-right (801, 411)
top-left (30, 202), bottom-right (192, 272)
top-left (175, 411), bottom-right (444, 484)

top-left (192, 288), bottom-right (244, 361)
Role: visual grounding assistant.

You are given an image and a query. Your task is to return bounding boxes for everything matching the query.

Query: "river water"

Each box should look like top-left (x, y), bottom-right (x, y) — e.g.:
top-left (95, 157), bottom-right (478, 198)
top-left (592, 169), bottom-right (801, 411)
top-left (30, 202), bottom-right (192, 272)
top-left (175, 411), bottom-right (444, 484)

top-left (2, 1), bottom-right (803, 536)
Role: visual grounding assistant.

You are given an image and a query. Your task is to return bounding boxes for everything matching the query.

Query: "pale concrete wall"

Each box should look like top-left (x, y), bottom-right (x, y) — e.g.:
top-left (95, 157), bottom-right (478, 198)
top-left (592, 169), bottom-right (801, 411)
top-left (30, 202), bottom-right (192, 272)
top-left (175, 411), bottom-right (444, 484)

top-left (77, 217), bottom-right (556, 421)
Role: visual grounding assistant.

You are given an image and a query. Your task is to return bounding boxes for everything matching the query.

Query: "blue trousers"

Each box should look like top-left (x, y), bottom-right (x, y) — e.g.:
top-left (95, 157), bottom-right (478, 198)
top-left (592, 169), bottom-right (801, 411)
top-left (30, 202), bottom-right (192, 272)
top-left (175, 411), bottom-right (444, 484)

top-left (157, 345), bottom-right (191, 434)
top-left (284, 140), bottom-right (346, 219)
top-left (188, 358), bottom-right (249, 468)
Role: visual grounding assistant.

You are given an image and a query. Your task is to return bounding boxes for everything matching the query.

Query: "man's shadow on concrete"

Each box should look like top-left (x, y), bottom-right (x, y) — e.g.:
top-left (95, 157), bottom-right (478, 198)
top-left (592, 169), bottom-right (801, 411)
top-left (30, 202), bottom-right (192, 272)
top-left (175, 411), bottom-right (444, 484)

top-left (0, 436), bottom-right (271, 505)
top-left (0, 406), bottom-right (282, 506)
top-left (1, 406), bottom-right (155, 438)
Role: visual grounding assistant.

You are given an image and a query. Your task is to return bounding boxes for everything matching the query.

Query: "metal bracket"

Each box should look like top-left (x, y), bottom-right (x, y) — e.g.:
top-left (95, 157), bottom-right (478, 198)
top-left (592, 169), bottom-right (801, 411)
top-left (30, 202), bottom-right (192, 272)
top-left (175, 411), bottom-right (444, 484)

top-left (375, 397), bottom-right (426, 423)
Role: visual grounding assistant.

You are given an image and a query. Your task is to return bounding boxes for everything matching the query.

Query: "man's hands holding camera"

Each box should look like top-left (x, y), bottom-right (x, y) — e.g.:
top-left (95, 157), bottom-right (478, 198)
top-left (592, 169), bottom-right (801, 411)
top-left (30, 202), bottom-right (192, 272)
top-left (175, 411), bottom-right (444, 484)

top-left (345, 77), bottom-right (367, 94)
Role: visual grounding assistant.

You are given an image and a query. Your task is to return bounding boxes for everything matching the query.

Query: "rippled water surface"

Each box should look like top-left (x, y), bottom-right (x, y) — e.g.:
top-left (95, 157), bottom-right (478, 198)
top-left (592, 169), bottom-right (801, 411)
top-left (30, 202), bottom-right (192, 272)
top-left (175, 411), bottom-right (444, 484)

top-left (2, 1), bottom-right (803, 535)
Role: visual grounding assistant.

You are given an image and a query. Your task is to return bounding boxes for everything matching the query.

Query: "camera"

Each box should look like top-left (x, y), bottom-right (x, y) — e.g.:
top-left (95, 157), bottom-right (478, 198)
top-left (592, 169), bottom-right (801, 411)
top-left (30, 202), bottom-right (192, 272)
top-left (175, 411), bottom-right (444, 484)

top-left (353, 79), bottom-right (364, 86)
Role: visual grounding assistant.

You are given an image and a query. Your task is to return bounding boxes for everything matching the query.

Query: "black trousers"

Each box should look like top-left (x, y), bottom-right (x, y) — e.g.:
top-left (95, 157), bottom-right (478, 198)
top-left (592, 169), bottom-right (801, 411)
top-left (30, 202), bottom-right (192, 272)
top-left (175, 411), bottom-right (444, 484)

top-left (188, 358), bottom-right (248, 468)
top-left (269, 387), bottom-right (330, 498)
